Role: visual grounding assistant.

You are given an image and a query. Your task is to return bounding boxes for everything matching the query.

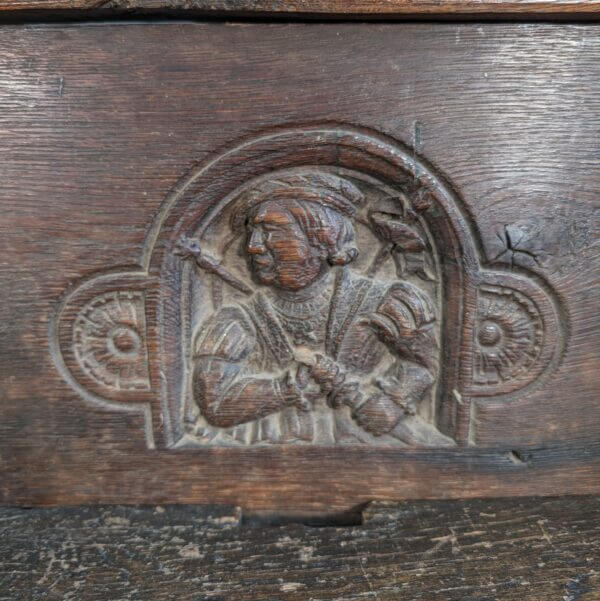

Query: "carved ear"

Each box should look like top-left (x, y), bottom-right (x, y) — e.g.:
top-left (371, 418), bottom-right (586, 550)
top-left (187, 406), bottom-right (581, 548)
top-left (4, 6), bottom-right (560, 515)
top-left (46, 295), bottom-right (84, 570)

top-left (468, 270), bottom-right (565, 399)
top-left (50, 271), bottom-right (157, 435)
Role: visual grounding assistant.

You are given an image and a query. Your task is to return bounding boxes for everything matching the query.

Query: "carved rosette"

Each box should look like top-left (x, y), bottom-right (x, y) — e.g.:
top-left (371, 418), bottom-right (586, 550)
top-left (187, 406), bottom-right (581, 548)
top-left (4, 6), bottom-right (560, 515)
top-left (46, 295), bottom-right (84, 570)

top-left (73, 291), bottom-right (150, 391)
top-left (474, 286), bottom-right (543, 385)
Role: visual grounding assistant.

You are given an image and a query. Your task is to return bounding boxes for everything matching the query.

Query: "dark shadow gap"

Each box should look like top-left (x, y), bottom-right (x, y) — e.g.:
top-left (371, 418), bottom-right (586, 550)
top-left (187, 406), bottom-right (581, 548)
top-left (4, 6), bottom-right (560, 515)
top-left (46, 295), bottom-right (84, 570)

top-left (241, 503), bottom-right (367, 528)
top-left (1, 10), bottom-right (600, 25)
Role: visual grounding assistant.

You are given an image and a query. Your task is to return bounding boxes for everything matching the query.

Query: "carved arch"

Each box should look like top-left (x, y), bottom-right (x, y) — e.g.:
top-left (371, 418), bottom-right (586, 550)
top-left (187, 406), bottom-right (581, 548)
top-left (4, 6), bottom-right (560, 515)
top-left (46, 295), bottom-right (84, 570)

top-left (51, 125), bottom-right (566, 448)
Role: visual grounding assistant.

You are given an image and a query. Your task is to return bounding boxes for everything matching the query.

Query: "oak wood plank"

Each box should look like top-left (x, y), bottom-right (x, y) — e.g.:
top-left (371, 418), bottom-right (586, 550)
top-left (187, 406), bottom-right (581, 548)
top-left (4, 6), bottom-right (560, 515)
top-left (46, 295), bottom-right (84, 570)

top-left (0, 22), bottom-right (598, 509)
top-left (1, 497), bottom-right (599, 600)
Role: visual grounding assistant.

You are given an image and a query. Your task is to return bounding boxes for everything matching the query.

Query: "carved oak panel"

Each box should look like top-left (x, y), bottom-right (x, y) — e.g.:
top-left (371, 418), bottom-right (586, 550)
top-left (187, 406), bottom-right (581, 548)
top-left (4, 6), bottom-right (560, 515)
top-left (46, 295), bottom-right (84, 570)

top-left (0, 22), bottom-right (598, 509)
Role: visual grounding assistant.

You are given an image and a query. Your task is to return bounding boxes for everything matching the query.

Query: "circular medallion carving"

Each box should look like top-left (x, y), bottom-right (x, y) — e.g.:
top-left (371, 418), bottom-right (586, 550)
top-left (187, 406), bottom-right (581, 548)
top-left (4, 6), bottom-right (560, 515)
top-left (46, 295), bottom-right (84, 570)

top-left (474, 285), bottom-right (544, 385)
top-left (72, 291), bottom-right (150, 391)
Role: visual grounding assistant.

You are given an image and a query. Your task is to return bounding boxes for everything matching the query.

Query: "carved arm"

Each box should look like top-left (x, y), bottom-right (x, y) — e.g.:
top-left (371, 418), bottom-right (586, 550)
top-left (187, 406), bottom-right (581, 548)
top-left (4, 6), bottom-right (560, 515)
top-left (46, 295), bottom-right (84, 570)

top-left (192, 306), bottom-right (311, 428)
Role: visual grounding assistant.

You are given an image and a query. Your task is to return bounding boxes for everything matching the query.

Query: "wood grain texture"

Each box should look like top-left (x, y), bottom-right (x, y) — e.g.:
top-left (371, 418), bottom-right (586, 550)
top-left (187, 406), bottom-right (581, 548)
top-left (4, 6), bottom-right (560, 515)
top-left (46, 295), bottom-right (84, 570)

top-left (1, 497), bottom-right (599, 600)
top-left (0, 22), bottom-right (599, 509)
top-left (2, 0), bottom-right (600, 18)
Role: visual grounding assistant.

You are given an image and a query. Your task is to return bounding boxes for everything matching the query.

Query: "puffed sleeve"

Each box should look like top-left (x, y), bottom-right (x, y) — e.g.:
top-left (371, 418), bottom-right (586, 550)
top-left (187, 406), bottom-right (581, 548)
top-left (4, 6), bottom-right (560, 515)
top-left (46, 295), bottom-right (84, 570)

top-left (193, 306), bottom-right (256, 363)
top-left (192, 306), bottom-right (292, 428)
top-left (369, 281), bottom-right (438, 369)
top-left (351, 281), bottom-right (438, 436)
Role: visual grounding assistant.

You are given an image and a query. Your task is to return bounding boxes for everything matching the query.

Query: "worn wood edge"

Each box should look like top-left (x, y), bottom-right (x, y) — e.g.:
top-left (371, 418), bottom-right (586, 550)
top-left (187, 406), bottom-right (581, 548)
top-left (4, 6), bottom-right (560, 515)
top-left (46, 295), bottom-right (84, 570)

top-left (3, 441), bottom-right (600, 510)
top-left (2, 0), bottom-right (600, 19)
top-left (1, 494), bottom-right (598, 525)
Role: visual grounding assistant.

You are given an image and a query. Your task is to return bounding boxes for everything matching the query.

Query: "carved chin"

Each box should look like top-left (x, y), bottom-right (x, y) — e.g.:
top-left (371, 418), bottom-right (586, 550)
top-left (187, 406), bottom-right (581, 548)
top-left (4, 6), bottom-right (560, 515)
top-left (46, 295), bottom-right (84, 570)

top-left (254, 268), bottom-right (276, 286)
top-left (258, 271), bottom-right (311, 291)
top-left (253, 257), bottom-right (324, 290)
top-left (273, 273), bottom-right (319, 290)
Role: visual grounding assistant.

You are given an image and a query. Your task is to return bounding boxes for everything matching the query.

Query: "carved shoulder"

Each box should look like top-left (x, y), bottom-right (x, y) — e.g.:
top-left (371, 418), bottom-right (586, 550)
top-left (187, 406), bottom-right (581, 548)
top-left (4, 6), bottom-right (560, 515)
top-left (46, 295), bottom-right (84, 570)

top-left (366, 281), bottom-right (438, 369)
top-left (378, 281), bottom-right (437, 334)
top-left (193, 305), bottom-right (256, 362)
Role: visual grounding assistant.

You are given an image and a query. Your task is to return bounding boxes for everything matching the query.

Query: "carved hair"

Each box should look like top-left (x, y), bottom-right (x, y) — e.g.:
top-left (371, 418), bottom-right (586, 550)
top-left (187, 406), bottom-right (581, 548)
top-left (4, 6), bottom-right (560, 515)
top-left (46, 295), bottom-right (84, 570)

top-left (232, 171), bottom-right (363, 265)
top-left (283, 199), bottom-right (358, 266)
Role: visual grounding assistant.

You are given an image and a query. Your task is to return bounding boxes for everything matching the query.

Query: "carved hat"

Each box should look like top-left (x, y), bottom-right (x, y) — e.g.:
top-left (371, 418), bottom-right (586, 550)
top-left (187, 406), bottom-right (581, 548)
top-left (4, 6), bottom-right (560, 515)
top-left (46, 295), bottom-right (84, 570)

top-left (230, 171), bottom-right (364, 232)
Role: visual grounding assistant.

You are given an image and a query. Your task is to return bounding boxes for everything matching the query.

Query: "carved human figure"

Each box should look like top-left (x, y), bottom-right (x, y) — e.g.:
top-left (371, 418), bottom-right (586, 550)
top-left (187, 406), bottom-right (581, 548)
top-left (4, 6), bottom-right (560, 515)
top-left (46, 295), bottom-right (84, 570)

top-left (184, 172), bottom-right (453, 446)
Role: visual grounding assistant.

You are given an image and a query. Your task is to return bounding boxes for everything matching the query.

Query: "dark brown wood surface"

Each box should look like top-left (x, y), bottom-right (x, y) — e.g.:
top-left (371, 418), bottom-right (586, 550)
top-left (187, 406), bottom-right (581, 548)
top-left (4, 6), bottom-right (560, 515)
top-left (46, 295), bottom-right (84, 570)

top-left (0, 22), bottom-right (599, 510)
top-left (1, 496), bottom-right (599, 600)
top-left (2, 0), bottom-right (600, 18)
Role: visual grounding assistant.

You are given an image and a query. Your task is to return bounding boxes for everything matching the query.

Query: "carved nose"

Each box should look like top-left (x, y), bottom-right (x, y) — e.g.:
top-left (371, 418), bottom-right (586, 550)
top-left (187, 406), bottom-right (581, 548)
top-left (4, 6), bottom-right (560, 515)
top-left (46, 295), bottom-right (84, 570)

top-left (247, 229), bottom-right (266, 254)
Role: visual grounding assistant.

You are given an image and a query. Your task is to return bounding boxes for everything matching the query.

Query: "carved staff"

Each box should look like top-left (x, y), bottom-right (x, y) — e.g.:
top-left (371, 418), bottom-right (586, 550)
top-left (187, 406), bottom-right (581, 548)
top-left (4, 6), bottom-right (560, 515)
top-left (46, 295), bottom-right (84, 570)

top-left (173, 235), bottom-right (253, 296)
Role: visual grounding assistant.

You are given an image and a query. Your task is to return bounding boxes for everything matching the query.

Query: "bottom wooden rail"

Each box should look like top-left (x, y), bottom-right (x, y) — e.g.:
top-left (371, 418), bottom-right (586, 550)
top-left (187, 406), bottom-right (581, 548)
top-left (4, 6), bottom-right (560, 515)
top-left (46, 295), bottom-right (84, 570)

top-left (1, 496), bottom-right (599, 600)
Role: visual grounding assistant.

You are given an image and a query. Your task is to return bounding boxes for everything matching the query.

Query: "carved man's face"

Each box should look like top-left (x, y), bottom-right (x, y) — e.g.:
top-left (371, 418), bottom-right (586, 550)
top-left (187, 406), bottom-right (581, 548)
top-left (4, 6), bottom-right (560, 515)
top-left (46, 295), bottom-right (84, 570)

top-left (246, 200), bottom-right (325, 291)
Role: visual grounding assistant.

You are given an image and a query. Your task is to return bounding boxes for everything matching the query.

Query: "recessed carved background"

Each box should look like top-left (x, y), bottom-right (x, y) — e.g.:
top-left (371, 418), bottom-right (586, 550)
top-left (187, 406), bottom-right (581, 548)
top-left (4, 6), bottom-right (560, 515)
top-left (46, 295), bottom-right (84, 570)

top-left (176, 168), bottom-right (447, 447)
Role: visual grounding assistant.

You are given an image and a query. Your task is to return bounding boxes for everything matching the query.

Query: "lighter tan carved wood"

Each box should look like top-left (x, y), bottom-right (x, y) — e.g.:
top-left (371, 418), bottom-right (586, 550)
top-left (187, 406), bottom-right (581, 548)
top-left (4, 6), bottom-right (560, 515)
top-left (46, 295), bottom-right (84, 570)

top-left (51, 126), bottom-right (566, 449)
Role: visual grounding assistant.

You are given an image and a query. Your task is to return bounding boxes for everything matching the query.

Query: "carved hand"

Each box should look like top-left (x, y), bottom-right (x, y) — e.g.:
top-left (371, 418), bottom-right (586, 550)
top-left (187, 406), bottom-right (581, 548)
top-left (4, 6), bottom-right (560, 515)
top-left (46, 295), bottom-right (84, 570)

top-left (374, 372), bottom-right (425, 417)
top-left (302, 354), bottom-right (365, 411)
top-left (354, 393), bottom-right (404, 436)
top-left (278, 368), bottom-right (320, 412)
top-left (309, 354), bottom-right (346, 394)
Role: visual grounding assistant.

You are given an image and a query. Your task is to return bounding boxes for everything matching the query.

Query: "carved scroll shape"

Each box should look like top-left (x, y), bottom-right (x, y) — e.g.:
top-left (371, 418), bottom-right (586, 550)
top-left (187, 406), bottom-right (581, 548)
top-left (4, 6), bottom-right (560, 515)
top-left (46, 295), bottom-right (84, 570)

top-left (50, 125), bottom-right (566, 449)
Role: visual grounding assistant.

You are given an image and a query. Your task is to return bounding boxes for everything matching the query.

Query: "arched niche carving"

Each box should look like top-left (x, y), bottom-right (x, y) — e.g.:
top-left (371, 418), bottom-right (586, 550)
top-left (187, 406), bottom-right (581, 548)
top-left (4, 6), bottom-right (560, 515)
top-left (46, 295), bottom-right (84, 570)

top-left (51, 126), bottom-right (565, 449)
